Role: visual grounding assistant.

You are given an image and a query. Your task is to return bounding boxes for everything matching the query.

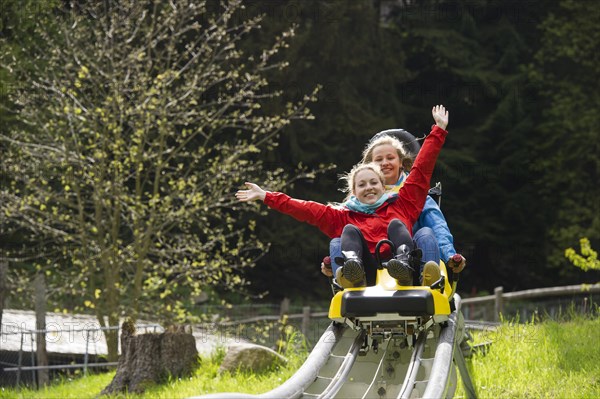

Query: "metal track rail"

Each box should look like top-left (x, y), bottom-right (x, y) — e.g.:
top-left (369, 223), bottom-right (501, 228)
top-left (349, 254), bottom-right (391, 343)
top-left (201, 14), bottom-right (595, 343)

top-left (191, 295), bottom-right (476, 399)
top-left (191, 322), bottom-right (351, 399)
top-left (421, 295), bottom-right (476, 399)
top-left (396, 330), bottom-right (428, 398)
top-left (314, 329), bottom-right (366, 399)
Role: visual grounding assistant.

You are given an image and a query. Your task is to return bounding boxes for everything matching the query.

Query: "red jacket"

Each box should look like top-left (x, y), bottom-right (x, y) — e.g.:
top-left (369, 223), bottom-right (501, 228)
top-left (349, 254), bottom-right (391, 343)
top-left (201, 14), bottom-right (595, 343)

top-left (264, 125), bottom-right (447, 255)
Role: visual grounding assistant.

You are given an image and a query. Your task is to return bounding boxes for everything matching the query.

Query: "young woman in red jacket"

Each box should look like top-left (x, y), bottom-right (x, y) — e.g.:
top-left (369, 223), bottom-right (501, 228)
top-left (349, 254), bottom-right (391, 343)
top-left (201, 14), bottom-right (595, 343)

top-left (236, 105), bottom-right (449, 287)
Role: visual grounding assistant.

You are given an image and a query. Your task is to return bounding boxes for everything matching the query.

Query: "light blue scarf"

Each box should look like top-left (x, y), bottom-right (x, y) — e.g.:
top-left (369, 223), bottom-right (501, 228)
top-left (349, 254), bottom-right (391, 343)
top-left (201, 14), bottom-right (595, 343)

top-left (345, 193), bottom-right (391, 214)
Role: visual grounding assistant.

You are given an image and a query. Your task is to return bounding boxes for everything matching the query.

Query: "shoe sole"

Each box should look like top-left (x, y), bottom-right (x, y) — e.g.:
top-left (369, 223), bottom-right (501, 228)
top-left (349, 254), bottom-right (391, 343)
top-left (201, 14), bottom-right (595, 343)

top-left (335, 268), bottom-right (355, 289)
top-left (422, 261), bottom-right (441, 286)
top-left (342, 260), bottom-right (365, 284)
top-left (387, 259), bottom-right (413, 286)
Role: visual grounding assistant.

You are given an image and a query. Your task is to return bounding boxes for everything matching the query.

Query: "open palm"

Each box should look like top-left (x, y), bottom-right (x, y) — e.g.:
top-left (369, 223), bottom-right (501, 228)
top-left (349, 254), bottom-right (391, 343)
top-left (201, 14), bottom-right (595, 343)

top-left (432, 105), bottom-right (449, 130)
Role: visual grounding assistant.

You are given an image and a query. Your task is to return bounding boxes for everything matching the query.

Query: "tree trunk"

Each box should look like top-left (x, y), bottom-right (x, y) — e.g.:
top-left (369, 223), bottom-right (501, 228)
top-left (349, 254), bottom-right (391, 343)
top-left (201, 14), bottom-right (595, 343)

top-left (104, 323), bottom-right (119, 363)
top-left (101, 321), bottom-right (199, 395)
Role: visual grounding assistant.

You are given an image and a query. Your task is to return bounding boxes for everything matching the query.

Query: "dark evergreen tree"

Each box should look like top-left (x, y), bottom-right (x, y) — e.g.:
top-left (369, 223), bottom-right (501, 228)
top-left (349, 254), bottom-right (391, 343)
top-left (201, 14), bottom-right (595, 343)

top-left (382, 0), bottom-right (558, 292)
top-left (528, 0), bottom-right (600, 284)
top-left (241, 0), bottom-right (595, 298)
top-left (238, 0), bottom-right (411, 300)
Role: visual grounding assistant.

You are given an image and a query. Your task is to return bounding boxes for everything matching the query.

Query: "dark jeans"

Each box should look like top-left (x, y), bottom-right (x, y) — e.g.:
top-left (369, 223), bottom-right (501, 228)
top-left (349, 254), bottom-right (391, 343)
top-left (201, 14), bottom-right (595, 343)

top-left (339, 219), bottom-right (413, 286)
top-left (413, 227), bottom-right (440, 265)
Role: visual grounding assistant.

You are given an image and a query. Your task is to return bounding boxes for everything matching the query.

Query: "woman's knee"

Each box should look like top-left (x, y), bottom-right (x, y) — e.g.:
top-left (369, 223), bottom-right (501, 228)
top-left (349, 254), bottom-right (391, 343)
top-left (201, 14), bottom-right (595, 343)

top-left (329, 238), bottom-right (343, 269)
top-left (388, 219), bottom-right (408, 232)
top-left (413, 227), bottom-right (440, 264)
top-left (342, 224), bottom-right (362, 237)
top-left (387, 219), bottom-right (412, 249)
top-left (413, 227), bottom-right (434, 242)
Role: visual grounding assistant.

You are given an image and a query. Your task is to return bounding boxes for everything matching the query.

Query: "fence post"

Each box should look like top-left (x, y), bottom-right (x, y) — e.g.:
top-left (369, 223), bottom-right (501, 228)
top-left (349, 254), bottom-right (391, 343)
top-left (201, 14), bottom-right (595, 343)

top-left (494, 286), bottom-right (504, 322)
top-left (301, 306), bottom-right (311, 338)
top-left (0, 259), bottom-right (7, 328)
top-left (35, 274), bottom-right (49, 387)
top-left (277, 298), bottom-right (290, 350)
top-left (84, 329), bottom-right (90, 376)
top-left (30, 333), bottom-right (36, 387)
top-left (17, 332), bottom-right (23, 386)
top-left (279, 298), bottom-right (290, 317)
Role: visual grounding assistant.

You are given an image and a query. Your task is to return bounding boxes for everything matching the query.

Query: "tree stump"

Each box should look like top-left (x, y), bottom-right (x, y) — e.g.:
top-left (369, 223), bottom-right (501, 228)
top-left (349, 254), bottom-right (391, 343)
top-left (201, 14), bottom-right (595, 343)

top-left (101, 320), bottom-right (199, 395)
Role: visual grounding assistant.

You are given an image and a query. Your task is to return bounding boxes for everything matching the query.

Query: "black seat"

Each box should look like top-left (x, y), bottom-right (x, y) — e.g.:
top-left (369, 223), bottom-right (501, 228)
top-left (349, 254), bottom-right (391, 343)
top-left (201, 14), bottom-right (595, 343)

top-left (341, 289), bottom-right (436, 318)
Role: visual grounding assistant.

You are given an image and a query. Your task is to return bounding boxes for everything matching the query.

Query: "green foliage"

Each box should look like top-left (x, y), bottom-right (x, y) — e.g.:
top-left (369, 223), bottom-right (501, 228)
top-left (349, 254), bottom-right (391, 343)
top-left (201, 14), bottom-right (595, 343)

top-left (0, 0), bottom-right (320, 358)
top-left (565, 238), bottom-right (600, 272)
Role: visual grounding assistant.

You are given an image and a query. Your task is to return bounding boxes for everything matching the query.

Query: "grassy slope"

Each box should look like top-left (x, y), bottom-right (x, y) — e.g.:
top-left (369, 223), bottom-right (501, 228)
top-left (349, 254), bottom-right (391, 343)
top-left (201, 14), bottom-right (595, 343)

top-left (456, 315), bottom-right (600, 398)
top-left (2, 316), bottom-right (599, 398)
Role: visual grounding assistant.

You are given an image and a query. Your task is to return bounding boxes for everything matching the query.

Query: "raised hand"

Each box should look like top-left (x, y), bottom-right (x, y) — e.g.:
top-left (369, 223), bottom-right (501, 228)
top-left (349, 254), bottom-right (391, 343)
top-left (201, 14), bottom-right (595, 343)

top-left (235, 182), bottom-right (266, 202)
top-left (432, 104), bottom-right (449, 130)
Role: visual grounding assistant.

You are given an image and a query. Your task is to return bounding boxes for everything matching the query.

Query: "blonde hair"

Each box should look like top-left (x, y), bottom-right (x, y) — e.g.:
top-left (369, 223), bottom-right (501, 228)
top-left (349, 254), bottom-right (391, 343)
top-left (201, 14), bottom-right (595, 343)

top-left (361, 135), bottom-right (414, 171)
top-left (341, 163), bottom-right (386, 201)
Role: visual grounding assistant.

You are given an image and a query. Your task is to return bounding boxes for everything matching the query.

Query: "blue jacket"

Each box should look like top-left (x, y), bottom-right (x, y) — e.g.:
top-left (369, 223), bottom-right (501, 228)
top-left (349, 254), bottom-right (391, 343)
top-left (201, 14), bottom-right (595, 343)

top-left (414, 196), bottom-right (457, 263)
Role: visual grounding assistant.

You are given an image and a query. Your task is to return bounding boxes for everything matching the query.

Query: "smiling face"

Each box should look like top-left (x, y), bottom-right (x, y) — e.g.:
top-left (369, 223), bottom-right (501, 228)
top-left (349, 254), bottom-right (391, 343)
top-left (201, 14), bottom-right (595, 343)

top-left (353, 168), bottom-right (385, 204)
top-left (371, 144), bottom-right (402, 185)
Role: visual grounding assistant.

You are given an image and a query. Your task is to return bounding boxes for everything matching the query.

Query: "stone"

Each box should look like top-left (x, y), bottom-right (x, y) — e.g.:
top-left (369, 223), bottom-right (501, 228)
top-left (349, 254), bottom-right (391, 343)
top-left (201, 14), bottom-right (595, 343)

top-left (219, 342), bottom-right (287, 374)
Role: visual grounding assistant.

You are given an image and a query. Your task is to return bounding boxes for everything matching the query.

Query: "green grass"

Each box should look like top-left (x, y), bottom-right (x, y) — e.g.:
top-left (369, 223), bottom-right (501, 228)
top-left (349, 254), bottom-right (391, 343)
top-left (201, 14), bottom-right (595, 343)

top-left (0, 344), bottom-right (309, 399)
top-left (455, 314), bottom-right (600, 398)
top-left (2, 316), bottom-right (599, 398)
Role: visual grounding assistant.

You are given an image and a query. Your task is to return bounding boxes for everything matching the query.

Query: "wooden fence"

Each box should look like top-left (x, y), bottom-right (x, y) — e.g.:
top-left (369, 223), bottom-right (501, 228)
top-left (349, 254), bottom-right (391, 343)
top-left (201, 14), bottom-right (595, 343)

top-left (216, 283), bottom-right (600, 329)
top-left (215, 298), bottom-right (329, 339)
top-left (461, 283), bottom-right (600, 322)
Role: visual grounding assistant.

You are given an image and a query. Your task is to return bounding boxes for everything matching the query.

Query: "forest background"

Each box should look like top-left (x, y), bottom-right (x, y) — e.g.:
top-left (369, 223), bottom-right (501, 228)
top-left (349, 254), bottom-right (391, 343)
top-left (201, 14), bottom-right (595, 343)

top-left (1, 0), bottom-right (598, 323)
top-left (236, 0), bottom-right (600, 300)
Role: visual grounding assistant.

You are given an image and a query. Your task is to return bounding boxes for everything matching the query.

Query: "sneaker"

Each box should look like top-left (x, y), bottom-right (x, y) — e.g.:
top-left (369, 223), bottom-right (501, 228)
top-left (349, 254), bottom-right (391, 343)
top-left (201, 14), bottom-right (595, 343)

top-left (422, 261), bottom-right (441, 286)
top-left (342, 258), bottom-right (366, 285)
top-left (386, 258), bottom-right (414, 286)
top-left (335, 267), bottom-right (360, 289)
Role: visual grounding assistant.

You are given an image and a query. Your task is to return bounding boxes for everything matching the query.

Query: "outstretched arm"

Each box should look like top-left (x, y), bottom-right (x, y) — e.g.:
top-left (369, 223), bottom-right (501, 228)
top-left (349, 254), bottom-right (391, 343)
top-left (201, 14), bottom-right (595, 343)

top-left (235, 182), bottom-right (266, 202)
top-left (236, 183), bottom-right (346, 238)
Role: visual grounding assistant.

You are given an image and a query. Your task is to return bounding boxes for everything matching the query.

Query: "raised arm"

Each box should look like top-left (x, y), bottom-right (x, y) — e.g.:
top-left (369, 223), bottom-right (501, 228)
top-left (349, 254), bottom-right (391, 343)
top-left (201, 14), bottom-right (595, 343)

top-left (395, 105), bottom-right (449, 228)
top-left (432, 104), bottom-right (448, 130)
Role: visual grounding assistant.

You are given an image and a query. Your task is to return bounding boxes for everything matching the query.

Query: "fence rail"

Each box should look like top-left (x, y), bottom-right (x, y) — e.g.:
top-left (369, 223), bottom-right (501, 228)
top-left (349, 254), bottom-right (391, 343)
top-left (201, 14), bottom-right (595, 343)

top-left (208, 283), bottom-right (599, 328)
top-left (3, 362), bottom-right (119, 372)
top-left (217, 310), bottom-right (329, 327)
top-left (461, 283), bottom-right (600, 321)
top-left (0, 322), bottom-right (162, 388)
